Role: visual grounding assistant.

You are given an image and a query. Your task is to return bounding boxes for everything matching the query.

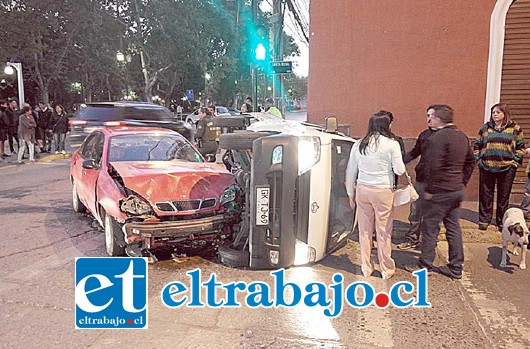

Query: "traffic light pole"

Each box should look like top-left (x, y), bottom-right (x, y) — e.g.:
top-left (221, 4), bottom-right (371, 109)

top-left (251, 64), bottom-right (258, 112)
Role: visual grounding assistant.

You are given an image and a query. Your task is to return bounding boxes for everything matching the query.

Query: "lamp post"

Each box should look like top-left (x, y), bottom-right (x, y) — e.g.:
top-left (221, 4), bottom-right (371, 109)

top-left (116, 51), bottom-right (132, 100)
top-left (4, 62), bottom-right (24, 106)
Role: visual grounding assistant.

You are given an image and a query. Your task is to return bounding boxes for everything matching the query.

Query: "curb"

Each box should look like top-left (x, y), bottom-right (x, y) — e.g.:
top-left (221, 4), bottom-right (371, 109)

top-left (37, 153), bottom-right (72, 162)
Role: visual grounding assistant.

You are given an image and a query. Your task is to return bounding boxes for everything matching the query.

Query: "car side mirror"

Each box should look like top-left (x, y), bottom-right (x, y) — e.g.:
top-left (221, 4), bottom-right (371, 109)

top-left (82, 159), bottom-right (98, 169)
top-left (205, 154), bottom-right (216, 163)
top-left (325, 116), bottom-right (338, 133)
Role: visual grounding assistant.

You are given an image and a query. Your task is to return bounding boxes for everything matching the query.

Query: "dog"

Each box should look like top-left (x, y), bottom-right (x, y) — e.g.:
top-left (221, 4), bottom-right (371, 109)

top-left (500, 208), bottom-right (529, 269)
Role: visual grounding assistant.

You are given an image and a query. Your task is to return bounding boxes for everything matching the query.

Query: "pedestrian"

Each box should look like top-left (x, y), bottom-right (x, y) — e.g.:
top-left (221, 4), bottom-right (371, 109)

top-left (5, 98), bottom-right (19, 155)
top-left (263, 98), bottom-right (282, 119)
top-left (176, 104), bottom-right (183, 119)
top-left (397, 106), bottom-right (437, 250)
top-left (405, 105), bottom-right (475, 279)
top-left (0, 99), bottom-right (8, 158)
top-left (37, 102), bottom-right (53, 152)
top-left (195, 107), bottom-right (218, 158)
top-left (17, 104), bottom-right (37, 163)
top-left (51, 104), bottom-right (69, 154)
top-left (474, 103), bottom-right (525, 230)
top-left (345, 111), bottom-right (406, 279)
top-left (245, 97), bottom-right (254, 112)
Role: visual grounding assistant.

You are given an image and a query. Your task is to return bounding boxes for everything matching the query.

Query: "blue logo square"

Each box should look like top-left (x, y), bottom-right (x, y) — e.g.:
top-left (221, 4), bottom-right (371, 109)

top-left (75, 257), bottom-right (148, 329)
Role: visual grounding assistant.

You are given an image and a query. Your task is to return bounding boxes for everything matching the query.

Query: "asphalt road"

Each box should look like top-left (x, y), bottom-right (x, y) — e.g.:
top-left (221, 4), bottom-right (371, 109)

top-left (0, 158), bottom-right (529, 348)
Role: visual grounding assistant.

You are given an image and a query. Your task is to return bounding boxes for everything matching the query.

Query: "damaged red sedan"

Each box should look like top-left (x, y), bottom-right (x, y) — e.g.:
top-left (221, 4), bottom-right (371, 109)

top-left (70, 127), bottom-right (240, 261)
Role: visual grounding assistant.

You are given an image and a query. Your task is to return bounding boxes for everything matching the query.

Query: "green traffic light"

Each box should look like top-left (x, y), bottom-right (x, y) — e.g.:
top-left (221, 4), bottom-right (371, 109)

top-left (255, 43), bottom-right (266, 61)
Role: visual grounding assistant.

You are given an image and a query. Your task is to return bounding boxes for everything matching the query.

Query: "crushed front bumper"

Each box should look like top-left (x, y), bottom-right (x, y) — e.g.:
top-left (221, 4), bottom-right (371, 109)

top-left (123, 212), bottom-right (240, 247)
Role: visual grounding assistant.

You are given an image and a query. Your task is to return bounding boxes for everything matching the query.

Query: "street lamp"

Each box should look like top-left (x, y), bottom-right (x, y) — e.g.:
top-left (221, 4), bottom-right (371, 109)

top-left (4, 62), bottom-right (24, 106)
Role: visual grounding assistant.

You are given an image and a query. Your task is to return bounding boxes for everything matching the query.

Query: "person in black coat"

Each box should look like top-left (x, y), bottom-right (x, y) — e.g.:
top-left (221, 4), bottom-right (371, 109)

top-left (0, 99), bottom-right (9, 157)
top-left (37, 102), bottom-right (53, 152)
top-left (5, 98), bottom-right (19, 154)
top-left (51, 104), bottom-right (69, 154)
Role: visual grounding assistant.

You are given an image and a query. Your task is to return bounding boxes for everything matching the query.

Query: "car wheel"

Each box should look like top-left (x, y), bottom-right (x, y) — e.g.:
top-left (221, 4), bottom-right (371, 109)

top-left (218, 242), bottom-right (250, 268)
top-left (219, 132), bottom-right (268, 150)
top-left (104, 212), bottom-right (126, 256)
top-left (72, 181), bottom-right (86, 213)
top-left (212, 116), bottom-right (245, 128)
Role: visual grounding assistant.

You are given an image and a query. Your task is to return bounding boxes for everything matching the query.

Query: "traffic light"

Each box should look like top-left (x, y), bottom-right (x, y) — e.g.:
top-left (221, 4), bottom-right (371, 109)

top-left (255, 43), bottom-right (266, 61)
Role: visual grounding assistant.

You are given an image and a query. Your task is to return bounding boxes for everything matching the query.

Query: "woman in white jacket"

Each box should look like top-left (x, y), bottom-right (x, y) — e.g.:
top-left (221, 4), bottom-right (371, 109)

top-left (345, 111), bottom-right (406, 279)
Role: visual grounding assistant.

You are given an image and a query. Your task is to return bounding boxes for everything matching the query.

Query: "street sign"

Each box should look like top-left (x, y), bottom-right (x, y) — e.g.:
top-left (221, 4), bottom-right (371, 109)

top-left (271, 61), bottom-right (292, 74)
top-left (185, 89), bottom-right (194, 101)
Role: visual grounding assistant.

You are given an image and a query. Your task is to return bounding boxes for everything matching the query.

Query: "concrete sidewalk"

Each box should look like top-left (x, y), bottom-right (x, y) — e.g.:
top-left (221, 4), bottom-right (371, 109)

top-left (392, 200), bottom-right (502, 245)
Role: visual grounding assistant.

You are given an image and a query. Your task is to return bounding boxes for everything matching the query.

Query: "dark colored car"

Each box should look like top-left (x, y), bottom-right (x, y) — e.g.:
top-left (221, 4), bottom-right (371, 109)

top-left (67, 101), bottom-right (193, 149)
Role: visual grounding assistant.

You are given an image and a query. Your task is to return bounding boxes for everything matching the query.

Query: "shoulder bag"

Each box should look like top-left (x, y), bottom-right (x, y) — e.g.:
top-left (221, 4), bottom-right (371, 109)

top-left (393, 171), bottom-right (419, 207)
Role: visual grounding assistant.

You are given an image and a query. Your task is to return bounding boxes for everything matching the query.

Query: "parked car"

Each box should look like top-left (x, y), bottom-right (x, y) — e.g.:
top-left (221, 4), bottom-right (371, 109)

top-left (185, 106), bottom-right (231, 125)
top-left (215, 113), bottom-right (356, 269)
top-left (70, 127), bottom-right (240, 261)
top-left (67, 102), bottom-right (193, 149)
top-left (227, 107), bottom-right (241, 116)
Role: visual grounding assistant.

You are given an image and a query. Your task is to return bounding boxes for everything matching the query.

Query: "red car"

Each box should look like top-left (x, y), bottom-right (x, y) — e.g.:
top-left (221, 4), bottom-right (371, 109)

top-left (70, 127), bottom-right (240, 260)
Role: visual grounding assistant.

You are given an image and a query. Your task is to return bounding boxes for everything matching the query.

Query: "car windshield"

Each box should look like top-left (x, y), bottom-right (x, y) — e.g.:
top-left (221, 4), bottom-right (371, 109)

top-left (108, 134), bottom-right (203, 162)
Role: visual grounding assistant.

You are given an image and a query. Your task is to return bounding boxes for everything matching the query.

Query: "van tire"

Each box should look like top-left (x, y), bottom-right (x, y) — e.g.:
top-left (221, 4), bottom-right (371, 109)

top-left (219, 132), bottom-right (268, 150)
top-left (218, 242), bottom-right (250, 268)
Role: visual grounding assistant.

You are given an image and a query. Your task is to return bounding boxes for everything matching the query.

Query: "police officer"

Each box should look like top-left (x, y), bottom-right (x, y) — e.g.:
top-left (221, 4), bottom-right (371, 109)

top-left (195, 107), bottom-right (218, 159)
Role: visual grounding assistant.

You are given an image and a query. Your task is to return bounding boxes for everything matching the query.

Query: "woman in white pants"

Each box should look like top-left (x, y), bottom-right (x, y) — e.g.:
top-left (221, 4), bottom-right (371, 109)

top-left (345, 111), bottom-right (406, 279)
top-left (18, 105), bottom-right (37, 163)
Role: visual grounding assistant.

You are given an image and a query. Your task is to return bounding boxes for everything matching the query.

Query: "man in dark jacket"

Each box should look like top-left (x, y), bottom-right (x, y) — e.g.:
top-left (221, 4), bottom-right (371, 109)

top-left (0, 100), bottom-right (8, 157)
top-left (397, 107), bottom-right (437, 250)
top-left (5, 98), bottom-right (19, 154)
top-left (37, 102), bottom-right (52, 152)
top-left (406, 104), bottom-right (475, 279)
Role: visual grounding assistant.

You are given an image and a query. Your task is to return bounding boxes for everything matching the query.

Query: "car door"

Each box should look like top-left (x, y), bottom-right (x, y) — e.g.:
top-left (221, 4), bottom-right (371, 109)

top-left (73, 133), bottom-right (99, 208)
top-left (82, 132), bottom-right (105, 217)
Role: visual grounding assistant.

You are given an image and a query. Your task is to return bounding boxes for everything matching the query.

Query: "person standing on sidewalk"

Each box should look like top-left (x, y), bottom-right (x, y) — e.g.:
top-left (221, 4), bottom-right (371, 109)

top-left (51, 104), bottom-right (69, 154)
top-left (37, 102), bottom-right (52, 153)
top-left (474, 103), bottom-right (525, 231)
top-left (406, 105), bottom-right (475, 279)
top-left (17, 105), bottom-right (37, 163)
top-left (5, 98), bottom-right (19, 155)
top-left (346, 111), bottom-right (406, 280)
top-left (397, 106), bottom-right (437, 250)
top-left (0, 100), bottom-right (9, 158)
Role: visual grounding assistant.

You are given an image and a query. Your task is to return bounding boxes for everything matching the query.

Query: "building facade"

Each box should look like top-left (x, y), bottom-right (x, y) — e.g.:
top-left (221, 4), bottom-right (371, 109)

top-left (308, 0), bottom-right (530, 201)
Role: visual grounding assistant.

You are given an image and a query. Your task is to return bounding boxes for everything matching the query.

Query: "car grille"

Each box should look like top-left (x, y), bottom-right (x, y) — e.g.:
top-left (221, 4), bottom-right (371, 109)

top-left (156, 198), bottom-right (217, 212)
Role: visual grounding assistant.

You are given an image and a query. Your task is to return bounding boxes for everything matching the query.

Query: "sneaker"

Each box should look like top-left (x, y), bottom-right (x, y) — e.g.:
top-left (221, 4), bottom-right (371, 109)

top-left (61, 150), bottom-right (66, 154)
top-left (478, 222), bottom-right (489, 230)
top-left (437, 265), bottom-right (462, 279)
top-left (55, 151), bottom-right (59, 154)
top-left (397, 240), bottom-right (419, 250)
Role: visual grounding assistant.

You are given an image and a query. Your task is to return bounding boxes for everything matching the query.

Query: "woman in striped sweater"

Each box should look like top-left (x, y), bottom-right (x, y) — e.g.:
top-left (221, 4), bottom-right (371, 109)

top-left (474, 103), bottom-right (525, 231)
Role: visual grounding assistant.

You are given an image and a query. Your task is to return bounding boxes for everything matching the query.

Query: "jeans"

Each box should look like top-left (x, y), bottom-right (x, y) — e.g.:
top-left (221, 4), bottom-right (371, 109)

top-left (8, 126), bottom-right (19, 153)
top-left (405, 181), bottom-right (426, 242)
top-left (521, 177), bottom-right (530, 219)
top-left (54, 133), bottom-right (66, 152)
top-left (419, 190), bottom-right (465, 273)
top-left (17, 139), bottom-right (34, 162)
top-left (479, 167), bottom-right (516, 226)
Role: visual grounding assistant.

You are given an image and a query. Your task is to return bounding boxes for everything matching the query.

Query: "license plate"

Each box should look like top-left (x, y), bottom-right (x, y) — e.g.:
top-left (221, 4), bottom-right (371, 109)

top-left (256, 187), bottom-right (270, 226)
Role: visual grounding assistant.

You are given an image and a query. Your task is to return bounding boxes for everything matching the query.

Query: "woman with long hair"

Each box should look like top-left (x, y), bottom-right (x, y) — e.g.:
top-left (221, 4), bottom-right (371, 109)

top-left (51, 104), bottom-right (69, 154)
top-left (474, 103), bottom-right (525, 230)
top-left (345, 111), bottom-right (406, 279)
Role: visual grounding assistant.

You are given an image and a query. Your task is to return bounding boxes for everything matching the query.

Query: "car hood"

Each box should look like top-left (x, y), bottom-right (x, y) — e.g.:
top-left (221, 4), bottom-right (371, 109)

top-left (110, 161), bottom-right (234, 203)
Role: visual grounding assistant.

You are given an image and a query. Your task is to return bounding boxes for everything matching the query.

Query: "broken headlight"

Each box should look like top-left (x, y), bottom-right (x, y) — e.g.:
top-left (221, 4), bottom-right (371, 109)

top-left (220, 187), bottom-right (236, 205)
top-left (120, 195), bottom-right (153, 216)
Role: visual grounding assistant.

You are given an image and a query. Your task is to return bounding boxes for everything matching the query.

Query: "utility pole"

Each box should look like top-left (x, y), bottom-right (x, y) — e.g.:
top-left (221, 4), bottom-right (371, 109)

top-left (251, 0), bottom-right (258, 112)
top-left (272, 0), bottom-right (285, 116)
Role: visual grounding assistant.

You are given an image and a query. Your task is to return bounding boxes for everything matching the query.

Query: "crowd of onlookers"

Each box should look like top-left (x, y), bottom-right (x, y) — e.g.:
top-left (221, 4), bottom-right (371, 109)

top-left (346, 103), bottom-right (528, 280)
top-left (0, 98), bottom-right (69, 163)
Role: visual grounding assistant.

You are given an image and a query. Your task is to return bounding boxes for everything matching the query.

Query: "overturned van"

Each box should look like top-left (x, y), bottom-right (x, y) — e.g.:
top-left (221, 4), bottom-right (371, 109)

top-left (214, 114), bottom-right (356, 269)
